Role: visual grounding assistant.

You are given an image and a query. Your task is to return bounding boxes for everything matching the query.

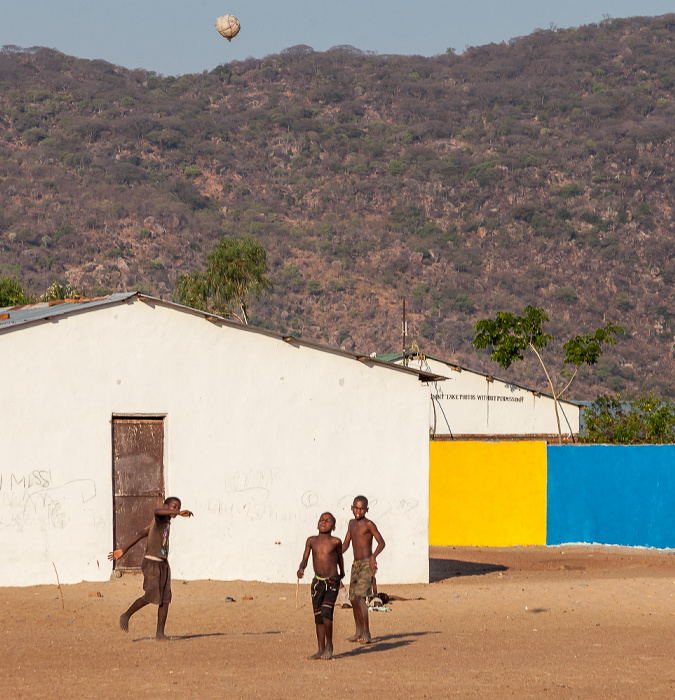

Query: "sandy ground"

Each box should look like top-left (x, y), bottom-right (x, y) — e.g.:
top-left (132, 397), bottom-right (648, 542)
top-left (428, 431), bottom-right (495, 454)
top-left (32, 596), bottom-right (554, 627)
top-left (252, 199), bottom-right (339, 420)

top-left (2, 545), bottom-right (674, 699)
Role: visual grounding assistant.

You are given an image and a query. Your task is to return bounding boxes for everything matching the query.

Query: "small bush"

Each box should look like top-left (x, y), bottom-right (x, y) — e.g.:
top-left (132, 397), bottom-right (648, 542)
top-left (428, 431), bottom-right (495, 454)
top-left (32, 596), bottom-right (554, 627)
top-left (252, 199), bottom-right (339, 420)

top-left (388, 160), bottom-right (406, 176)
top-left (183, 165), bottom-right (202, 179)
top-left (581, 393), bottom-right (675, 444)
top-left (616, 292), bottom-right (634, 312)
top-left (555, 286), bottom-right (577, 303)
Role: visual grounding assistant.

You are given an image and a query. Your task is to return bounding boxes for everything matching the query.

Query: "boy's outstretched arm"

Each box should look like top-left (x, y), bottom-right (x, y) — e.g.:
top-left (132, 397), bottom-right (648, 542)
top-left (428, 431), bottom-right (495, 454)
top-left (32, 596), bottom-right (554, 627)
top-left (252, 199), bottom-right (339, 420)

top-left (297, 538), bottom-right (312, 579)
top-left (154, 506), bottom-right (194, 518)
top-left (107, 527), bottom-right (149, 561)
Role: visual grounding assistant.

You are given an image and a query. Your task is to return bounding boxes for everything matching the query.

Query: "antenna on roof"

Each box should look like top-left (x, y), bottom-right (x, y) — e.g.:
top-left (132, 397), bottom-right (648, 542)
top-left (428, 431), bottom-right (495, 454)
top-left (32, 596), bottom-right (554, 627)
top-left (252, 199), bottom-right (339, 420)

top-left (402, 298), bottom-right (407, 366)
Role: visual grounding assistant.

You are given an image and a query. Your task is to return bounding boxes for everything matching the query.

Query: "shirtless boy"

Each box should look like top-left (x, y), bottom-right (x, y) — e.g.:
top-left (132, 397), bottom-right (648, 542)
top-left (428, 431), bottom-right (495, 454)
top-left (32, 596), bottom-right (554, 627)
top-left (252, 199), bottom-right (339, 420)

top-left (342, 495), bottom-right (385, 643)
top-left (297, 512), bottom-right (345, 660)
top-left (108, 497), bottom-right (193, 641)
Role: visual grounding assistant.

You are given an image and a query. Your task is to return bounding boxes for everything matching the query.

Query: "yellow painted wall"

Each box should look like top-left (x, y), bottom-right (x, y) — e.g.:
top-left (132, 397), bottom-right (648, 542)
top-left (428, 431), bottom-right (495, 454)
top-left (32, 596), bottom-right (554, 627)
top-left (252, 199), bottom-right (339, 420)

top-left (430, 441), bottom-right (547, 546)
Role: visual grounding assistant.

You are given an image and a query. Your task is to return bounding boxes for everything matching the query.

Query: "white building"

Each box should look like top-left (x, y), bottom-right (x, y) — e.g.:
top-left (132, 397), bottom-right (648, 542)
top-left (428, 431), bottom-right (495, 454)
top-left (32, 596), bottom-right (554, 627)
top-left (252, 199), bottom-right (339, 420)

top-left (0, 294), bottom-right (437, 587)
top-left (384, 353), bottom-right (580, 440)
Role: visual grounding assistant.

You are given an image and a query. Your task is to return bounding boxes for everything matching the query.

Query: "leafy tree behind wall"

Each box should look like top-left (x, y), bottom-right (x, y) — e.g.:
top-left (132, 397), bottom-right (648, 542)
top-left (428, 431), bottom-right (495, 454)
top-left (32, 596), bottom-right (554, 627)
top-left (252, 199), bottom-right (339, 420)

top-left (1, 278), bottom-right (82, 306)
top-left (473, 306), bottom-right (624, 443)
top-left (581, 393), bottom-right (675, 444)
top-left (174, 236), bottom-right (272, 324)
top-left (41, 281), bottom-right (82, 301)
top-left (0, 277), bottom-right (30, 306)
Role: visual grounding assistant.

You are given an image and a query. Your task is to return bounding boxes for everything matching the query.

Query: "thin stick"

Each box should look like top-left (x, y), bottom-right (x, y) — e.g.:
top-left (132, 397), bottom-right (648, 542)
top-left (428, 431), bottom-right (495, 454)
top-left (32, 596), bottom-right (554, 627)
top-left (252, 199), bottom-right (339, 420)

top-left (296, 578), bottom-right (299, 609)
top-left (52, 562), bottom-right (65, 610)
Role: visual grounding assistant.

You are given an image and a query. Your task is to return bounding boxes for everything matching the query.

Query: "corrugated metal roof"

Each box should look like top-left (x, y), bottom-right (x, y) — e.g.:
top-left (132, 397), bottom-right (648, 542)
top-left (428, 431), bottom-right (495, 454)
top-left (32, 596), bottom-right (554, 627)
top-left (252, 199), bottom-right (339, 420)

top-left (0, 293), bottom-right (443, 384)
top-left (0, 292), bottom-right (136, 327)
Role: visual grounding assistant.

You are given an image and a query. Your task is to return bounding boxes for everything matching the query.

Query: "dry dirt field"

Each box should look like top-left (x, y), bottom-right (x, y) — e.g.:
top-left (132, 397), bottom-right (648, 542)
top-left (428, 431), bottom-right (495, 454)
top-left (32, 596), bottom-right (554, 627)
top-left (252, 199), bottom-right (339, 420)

top-left (2, 545), bottom-right (674, 698)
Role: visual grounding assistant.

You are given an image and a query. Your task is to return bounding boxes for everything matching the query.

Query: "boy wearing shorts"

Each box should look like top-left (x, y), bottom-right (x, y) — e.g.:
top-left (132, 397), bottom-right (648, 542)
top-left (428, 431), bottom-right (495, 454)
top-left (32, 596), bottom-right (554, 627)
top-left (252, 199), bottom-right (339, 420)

top-left (108, 496), bottom-right (193, 641)
top-left (342, 495), bottom-right (385, 644)
top-left (297, 512), bottom-right (345, 659)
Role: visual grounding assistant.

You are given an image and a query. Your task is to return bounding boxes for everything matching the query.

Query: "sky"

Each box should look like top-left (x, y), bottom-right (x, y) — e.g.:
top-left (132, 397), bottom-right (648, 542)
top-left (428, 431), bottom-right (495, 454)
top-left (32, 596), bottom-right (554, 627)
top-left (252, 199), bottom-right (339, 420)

top-left (1, 1), bottom-right (674, 77)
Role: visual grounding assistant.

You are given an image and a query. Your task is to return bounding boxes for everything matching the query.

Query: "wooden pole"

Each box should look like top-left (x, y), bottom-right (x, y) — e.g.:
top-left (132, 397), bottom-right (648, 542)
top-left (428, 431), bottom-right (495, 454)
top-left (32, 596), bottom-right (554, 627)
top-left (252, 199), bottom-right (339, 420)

top-left (402, 298), bottom-right (407, 365)
top-left (52, 562), bottom-right (65, 610)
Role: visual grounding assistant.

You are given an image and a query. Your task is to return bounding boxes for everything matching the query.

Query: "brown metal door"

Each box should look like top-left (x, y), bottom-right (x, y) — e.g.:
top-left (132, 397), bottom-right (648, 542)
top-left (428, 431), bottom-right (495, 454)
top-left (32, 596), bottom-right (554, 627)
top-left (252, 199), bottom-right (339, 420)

top-left (112, 417), bottom-right (165, 570)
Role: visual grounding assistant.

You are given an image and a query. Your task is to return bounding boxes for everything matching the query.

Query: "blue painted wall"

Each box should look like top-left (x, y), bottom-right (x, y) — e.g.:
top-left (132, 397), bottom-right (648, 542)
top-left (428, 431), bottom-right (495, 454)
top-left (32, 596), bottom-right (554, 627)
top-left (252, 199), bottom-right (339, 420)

top-left (547, 445), bottom-right (675, 549)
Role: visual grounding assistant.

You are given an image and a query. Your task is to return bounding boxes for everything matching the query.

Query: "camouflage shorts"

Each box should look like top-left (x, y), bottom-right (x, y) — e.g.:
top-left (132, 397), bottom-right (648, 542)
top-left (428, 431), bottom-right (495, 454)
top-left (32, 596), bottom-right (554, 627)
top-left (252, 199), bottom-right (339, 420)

top-left (349, 560), bottom-right (374, 600)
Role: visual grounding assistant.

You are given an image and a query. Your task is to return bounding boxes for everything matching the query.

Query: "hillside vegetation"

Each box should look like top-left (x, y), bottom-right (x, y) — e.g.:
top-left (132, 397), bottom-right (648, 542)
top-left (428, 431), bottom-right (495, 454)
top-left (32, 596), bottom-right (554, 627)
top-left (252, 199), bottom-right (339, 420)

top-left (1, 14), bottom-right (675, 398)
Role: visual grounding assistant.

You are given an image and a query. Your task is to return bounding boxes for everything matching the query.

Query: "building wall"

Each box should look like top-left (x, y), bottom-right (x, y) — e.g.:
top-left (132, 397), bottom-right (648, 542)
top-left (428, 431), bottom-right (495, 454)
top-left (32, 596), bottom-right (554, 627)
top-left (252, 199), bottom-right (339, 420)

top-left (430, 441), bottom-right (547, 546)
top-left (431, 442), bottom-right (675, 549)
top-left (400, 357), bottom-right (579, 437)
top-left (0, 300), bottom-right (430, 586)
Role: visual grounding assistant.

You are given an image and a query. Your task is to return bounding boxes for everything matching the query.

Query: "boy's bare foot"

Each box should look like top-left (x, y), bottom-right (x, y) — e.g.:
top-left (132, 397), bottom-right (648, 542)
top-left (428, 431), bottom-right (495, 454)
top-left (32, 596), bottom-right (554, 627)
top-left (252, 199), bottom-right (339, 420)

top-left (358, 634), bottom-right (372, 644)
top-left (308, 650), bottom-right (324, 660)
top-left (119, 614), bottom-right (129, 632)
top-left (347, 633), bottom-right (362, 643)
top-left (321, 646), bottom-right (333, 660)
top-left (155, 633), bottom-right (171, 642)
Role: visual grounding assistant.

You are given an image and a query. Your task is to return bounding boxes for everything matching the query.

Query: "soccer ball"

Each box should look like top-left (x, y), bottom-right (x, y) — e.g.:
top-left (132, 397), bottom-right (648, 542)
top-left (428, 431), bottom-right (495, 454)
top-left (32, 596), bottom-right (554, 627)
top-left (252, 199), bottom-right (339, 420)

top-left (215, 15), bottom-right (241, 42)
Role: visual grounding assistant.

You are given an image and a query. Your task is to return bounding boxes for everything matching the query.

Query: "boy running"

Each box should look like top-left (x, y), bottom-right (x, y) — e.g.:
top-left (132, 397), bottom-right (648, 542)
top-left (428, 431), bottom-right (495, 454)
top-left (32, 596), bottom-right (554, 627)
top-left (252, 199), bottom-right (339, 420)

top-left (342, 495), bottom-right (385, 644)
top-left (297, 512), bottom-right (345, 660)
top-left (108, 496), bottom-right (193, 641)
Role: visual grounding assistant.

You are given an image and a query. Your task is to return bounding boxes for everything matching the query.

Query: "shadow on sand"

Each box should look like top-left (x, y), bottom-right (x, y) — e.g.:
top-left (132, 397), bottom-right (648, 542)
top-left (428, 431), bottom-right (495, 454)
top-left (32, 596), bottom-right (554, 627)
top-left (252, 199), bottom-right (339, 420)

top-left (334, 631), bottom-right (440, 659)
top-left (132, 632), bottom-right (228, 642)
top-left (429, 558), bottom-right (508, 583)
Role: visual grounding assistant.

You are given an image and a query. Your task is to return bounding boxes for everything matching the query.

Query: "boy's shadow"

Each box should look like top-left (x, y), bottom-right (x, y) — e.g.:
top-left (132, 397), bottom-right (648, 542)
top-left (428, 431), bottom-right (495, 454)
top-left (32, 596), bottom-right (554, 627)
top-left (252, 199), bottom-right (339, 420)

top-left (334, 631), bottom-right (439, 658)
top-left (430, 558), bottom-right (508, 583)
top-left (132, 632), bottom-right (228, 642)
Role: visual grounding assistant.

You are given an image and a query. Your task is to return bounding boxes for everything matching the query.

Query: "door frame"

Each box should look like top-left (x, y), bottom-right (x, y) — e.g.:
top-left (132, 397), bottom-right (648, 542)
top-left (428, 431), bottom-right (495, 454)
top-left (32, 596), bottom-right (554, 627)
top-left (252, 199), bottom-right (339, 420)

top-left (111, 413), bottom-right (167, 571)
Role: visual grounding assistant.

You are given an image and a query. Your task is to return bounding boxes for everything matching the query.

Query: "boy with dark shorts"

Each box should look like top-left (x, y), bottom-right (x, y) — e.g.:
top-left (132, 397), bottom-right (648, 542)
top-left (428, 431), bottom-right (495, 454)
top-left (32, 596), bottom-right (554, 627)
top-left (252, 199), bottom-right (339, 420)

top-left (108, 496), bottom-right (193, 641)
top-left (297, 512), bottom-right (345, 660)
top-left (342, 495), bottom-right (385, 644)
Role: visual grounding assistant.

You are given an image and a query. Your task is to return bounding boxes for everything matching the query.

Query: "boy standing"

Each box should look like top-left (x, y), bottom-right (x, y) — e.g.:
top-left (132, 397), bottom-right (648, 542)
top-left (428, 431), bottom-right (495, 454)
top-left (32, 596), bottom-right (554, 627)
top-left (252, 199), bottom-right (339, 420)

top-left (342, 495), bottom-right (385, 644)
top-left (108, 496), bottom-right (193, 641)
top-left (297, 512), bottom-right (345, 660)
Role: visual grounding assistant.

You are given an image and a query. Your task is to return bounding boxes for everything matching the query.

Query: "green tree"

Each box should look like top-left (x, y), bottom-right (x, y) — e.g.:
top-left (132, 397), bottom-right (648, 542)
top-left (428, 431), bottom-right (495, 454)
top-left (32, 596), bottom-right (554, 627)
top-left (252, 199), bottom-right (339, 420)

top-left (174, 236), bottom-right (272, 324)
top-left (581, 393), bottom-right (675, 444)
top-left (473, 306), bottom-right (624, 444)
top-left (0, 277), bottom-right (29, 306)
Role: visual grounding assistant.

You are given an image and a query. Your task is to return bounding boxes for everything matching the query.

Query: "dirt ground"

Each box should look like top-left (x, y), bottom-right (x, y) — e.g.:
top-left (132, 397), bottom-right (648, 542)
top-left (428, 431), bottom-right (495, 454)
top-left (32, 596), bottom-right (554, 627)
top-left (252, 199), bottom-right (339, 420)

top-left (2, 545), bottom-right (674, 699)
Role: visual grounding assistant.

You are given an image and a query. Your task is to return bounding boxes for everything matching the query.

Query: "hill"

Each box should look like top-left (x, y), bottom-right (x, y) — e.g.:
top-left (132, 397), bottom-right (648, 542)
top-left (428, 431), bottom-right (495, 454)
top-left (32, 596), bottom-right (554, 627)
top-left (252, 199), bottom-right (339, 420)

top-left (1, 14), bottom-right (675, 398)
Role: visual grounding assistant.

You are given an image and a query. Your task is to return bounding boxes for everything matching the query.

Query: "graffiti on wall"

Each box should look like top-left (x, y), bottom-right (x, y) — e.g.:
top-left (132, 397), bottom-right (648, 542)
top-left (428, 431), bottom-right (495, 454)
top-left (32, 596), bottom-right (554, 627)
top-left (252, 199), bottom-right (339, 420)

top-left (195, 467), bottom-right (419, 526)
top-left (0, 469), bottom-right (97, 531)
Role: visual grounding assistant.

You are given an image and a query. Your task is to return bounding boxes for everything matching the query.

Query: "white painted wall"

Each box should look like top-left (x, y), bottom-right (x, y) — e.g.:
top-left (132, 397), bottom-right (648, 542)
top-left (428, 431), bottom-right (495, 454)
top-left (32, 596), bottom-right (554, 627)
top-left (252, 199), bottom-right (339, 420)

top-left (0, 298), bottom-right (430, 587)
top-left (397, 357), bottom-right (580, 437)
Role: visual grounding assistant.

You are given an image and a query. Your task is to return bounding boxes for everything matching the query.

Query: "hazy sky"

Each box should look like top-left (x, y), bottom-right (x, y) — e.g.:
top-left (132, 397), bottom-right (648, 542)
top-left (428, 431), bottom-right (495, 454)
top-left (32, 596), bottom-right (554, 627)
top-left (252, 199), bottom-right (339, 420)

top-left (2, 1), bottom-right (673, 76)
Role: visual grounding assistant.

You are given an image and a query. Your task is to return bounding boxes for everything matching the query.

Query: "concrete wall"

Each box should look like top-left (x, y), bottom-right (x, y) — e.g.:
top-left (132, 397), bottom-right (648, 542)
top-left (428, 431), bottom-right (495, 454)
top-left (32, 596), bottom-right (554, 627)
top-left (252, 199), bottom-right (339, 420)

top-left (430, 442), bottom-right (675, 549)
top-left (547, 445), bottom-right (675, 549)
top-left (0, 299), bottom-right (430, 586)
top-left (430, 441), bottom-right (547, 546)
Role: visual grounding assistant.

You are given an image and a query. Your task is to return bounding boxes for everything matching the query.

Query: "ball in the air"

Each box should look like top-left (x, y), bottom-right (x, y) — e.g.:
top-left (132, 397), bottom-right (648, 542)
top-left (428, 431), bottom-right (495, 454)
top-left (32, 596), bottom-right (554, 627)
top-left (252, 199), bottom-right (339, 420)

top-left (215, 15), bottom-right (241, 42)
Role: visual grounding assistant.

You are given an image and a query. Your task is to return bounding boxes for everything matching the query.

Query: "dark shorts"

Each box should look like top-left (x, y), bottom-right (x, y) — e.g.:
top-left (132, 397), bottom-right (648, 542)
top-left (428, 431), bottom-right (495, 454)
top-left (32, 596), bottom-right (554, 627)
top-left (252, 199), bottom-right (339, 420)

top-left (311, 576), bottom-right (340, 624)
top-left (141, 557), bottom-right (172, 605)
top-left (349, 560), bottom-right (373, 600)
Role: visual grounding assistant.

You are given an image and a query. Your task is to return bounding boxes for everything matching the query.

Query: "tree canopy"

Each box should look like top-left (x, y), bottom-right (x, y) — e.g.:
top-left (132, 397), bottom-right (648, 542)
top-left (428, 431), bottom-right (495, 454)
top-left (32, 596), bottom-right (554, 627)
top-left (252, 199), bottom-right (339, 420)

top-left (174, 236), bottom-right (272, 324)
top-left (474, 306), bottom-right (624, 443)
top-left (581, 393), bottom-right (675, 444)
top-left (0, 277), bottom-right (30, 307)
